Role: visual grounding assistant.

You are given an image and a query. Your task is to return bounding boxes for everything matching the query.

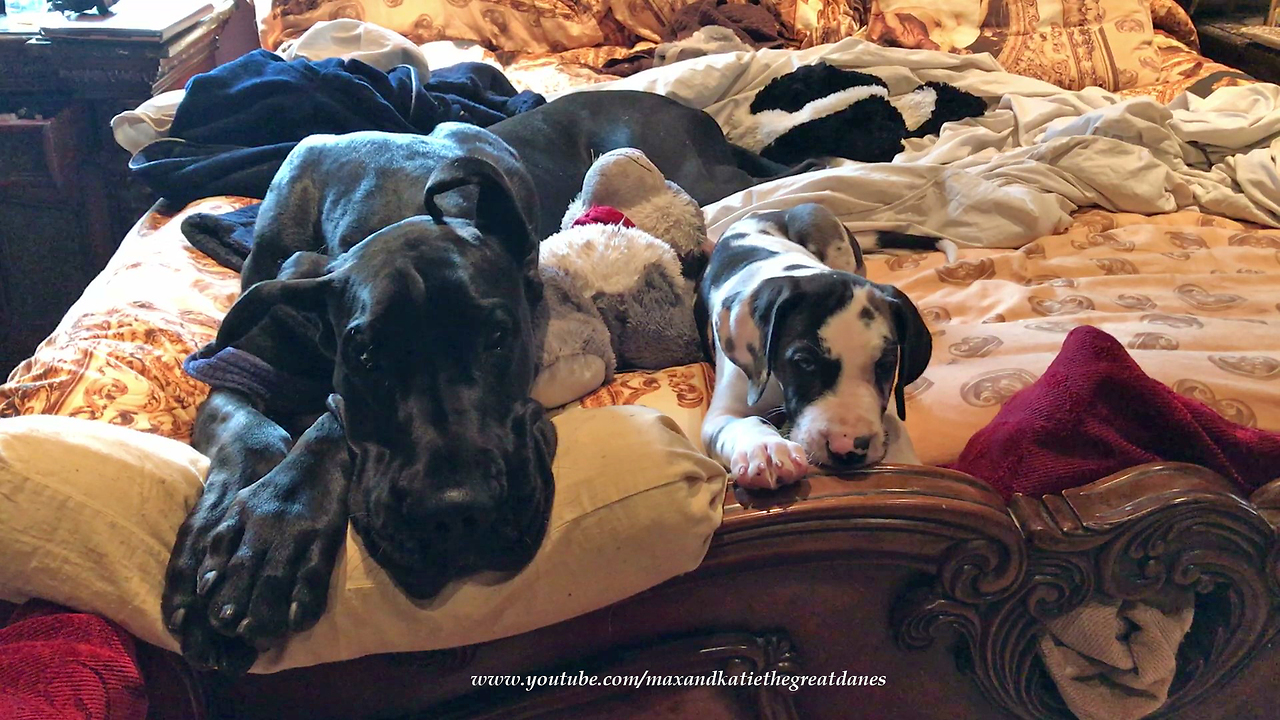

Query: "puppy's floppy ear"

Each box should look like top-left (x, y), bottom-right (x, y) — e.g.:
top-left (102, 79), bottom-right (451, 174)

top-left (719, 276), bottom-right (806, 406)
top-left (422, 155), bottom-right (540, 274)
top-left (876, 283), bottom-right (932, 420)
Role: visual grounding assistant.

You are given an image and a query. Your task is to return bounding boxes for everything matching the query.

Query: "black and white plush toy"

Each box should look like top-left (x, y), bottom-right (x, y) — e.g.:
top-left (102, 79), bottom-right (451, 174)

top-left (727, 62), bottom-right (987, 165)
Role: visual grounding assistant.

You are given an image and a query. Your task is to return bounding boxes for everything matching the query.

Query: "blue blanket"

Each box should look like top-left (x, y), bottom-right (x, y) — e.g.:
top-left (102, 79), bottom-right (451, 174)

top-left (130, 50), bottom-right (544, 206)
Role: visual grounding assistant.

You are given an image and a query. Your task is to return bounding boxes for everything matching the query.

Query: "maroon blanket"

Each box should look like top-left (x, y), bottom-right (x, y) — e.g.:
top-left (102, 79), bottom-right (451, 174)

top-left (0, 601), bottom-right (147, 720)
top-left (952, 326), bottom-right (1280, 499)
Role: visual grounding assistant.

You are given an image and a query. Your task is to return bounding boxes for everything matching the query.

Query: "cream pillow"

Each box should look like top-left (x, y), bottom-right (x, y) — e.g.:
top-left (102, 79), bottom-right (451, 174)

top-left (0, 406), bottom-right (725, 673)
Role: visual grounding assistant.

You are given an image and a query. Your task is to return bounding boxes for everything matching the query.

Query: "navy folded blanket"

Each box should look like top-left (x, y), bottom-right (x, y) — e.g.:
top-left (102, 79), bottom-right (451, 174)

top-left (130, 50), bottom-right (544, 206)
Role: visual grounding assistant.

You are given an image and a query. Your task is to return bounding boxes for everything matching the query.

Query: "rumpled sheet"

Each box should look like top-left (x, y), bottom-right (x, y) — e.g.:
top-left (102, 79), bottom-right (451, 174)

top-left (575, 37), bottom-right (1280, 246)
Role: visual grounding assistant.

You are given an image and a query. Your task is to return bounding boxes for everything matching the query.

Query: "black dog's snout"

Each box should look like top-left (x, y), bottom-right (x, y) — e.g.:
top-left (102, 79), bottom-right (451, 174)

top-left (420, 487), bottom-right (497, 547)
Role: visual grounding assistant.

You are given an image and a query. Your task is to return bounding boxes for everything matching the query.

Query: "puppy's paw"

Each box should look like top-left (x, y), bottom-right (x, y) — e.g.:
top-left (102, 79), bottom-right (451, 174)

top-left (730, 438), bottom-right (809, 490)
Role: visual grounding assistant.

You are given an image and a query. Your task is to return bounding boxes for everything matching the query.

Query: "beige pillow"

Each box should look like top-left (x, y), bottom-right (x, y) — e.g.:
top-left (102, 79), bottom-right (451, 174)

top-left (0, 406), bottom-right (725, 673)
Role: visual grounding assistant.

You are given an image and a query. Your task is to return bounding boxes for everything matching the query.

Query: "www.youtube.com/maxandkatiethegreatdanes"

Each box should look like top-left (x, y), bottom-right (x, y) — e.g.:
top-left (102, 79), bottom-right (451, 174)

top-left (473, 669), bottom-right (889, 693)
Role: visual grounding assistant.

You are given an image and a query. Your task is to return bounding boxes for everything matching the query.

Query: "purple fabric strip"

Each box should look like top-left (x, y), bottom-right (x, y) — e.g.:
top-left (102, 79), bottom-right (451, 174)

top-left (184, 347), bottom-right (329, 414)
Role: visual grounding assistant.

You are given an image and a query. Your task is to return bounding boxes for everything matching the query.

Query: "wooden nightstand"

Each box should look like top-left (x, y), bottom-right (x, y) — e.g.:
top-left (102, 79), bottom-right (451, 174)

top-left (0, 2), bottom-right (232, 375)
top-left (1197, 14), bottom-right (1280, 85)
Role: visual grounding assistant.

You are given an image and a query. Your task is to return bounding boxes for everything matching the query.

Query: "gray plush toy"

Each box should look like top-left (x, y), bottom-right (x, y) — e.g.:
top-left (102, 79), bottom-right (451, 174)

top-left (530, 148), bottom-right (708, 409)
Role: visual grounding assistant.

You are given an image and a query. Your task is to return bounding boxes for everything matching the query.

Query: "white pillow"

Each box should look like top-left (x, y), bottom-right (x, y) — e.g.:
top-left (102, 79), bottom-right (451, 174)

top-left (0, 406), bottom-right (725, 673)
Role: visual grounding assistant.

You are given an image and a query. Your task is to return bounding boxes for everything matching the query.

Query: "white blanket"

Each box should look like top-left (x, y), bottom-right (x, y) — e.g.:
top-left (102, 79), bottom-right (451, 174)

top-left (570, 38), bottom-right (1280, 248)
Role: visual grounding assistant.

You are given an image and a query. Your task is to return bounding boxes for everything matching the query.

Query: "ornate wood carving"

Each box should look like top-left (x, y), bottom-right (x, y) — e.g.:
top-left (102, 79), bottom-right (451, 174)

top-left (711, 465), bottom-right (1028, 605)
top-left (895, 462), bottom-right (1280, 719)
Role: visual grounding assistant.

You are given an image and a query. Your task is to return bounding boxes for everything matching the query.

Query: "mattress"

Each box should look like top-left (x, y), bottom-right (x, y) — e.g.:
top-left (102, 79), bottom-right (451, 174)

top-left (4, 195), bottom-right (1278, 467)
top-left (2, 33), bottom-right (1277, 467)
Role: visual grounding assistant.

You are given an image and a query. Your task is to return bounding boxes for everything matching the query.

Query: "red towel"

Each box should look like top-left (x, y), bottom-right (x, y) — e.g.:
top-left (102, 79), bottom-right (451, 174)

top-left (952, 326), bottom-right (1280, 500)
top-left (0, 601), bottom-right (148, 720)
top-left (571, 205), bottom-right (635, 228)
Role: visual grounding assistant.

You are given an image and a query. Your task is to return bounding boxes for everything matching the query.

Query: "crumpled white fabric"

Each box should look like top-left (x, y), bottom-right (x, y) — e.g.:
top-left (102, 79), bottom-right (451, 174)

top-left (572, 38), bottom-right (1280, 248)
top-left (1039, 593), bottom-right (1195, 720)
top-left (110, 19), bottom-right (439, 154)
top-left (275, 18), bottom-right (432, 76)
top-left (111, 89), bottom-right (186, 155)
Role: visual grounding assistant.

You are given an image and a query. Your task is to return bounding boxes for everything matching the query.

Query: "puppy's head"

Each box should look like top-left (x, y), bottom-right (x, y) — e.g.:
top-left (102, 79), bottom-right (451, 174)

top-left (718, 271), bottom-right (930, 468)
top-left (218, 156), bottom-right (555, 599)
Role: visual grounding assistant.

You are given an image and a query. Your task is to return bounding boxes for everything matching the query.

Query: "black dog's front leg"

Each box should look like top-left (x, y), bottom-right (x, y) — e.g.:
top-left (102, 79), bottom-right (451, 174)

top-left (163, 391), bottom-right (351, 674)
top-left (164, 390), bottom-right (291, 673)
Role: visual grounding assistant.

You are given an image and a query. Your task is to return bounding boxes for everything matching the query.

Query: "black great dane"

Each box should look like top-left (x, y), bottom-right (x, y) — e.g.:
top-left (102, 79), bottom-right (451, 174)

top-left (164, 90), bottom-right (816, 673)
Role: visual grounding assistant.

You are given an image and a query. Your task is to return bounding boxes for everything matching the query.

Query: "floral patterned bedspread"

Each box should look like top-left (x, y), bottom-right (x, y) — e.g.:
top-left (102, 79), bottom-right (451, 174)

top-left (5, 201), bottom-right (1279, 466)
top-left (0, 198), bottom-right (710, 447)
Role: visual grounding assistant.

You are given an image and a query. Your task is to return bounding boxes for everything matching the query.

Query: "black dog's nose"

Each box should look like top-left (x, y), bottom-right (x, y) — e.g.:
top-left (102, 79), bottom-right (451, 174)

top-left (420, 487), bottom-right (496, 548)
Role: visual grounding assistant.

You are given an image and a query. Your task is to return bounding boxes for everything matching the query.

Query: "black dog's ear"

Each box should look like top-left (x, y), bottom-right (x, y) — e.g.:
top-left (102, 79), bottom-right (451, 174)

top-left (422, 156), bottom-right (539, 268)
top-left (215, 274), bottom-right (331, 351)
top-left (877, 283), bottom-right (932, 420)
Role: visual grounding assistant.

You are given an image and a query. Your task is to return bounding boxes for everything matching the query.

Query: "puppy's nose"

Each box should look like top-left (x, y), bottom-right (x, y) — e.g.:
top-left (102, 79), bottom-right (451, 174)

top-left (826, 446), bottom-right (867, 468)
top-left (420, 487), bottom-right (496, 549)
top-left (826, 433), bottom-right (876, 468)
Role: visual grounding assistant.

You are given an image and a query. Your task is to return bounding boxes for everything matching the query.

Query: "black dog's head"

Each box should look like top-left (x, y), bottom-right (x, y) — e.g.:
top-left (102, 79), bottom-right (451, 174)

top-left (218, 157), bottom-right (556, 599)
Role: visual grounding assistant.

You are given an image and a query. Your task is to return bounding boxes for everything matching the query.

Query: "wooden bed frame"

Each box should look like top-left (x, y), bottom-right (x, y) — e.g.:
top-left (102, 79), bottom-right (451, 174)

top-left (124, 460), bottom-right (1280, 719)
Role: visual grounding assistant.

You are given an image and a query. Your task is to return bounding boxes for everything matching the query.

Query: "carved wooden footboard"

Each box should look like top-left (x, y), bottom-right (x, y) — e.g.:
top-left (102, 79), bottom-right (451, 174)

top-left (183, 462), bottom-right (1280, 719)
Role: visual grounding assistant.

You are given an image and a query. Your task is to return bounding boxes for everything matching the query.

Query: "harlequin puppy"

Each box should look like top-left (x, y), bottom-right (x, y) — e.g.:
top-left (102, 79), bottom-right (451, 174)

top-left (698, 204), bottom-right (932, 489)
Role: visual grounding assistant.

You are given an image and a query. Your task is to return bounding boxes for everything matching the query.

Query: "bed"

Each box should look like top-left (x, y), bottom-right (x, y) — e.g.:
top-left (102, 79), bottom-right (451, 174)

top-left (3, 0), bottom-right (1280, 718)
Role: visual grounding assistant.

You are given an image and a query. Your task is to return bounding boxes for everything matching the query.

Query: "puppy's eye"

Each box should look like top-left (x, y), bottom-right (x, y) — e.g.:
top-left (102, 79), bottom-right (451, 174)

top-left (875, 349), bottom-right (898, 384)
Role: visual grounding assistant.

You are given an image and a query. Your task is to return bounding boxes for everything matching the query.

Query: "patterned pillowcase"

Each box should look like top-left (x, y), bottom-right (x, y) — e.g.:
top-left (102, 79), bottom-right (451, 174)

top-left (608, 0), bottom-right (865, 47)
top-left (255, 0), bottom-right (607, 54)
top-left (865, 0), bottom-right (1163, 91)
top-left (774, 0), bottom-right (868, 48)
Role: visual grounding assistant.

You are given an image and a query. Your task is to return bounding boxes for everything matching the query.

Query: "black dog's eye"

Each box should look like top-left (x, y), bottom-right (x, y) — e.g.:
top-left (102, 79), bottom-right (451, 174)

top-left (344, 329), bottom-right (379, 372)
top-left (789, 348), bottom-right (818, 373)
top-left (484, 326), bottom-right (509, 352)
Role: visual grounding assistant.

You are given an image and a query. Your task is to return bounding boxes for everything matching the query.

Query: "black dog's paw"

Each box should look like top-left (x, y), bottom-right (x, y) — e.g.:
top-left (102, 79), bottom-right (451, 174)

top-left (163, 481), bottom-right (262, 675)
top-left (163, 465), bottom-right (347, 673)
top-left (196, 472), bottom-right (348, 648)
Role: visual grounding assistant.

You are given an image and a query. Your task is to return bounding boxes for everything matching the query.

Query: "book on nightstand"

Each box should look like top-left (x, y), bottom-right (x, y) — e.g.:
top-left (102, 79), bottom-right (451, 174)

top-left (37, 0), bottom-right (213, 42)
top-left (1236, 25), bottom-right (1280, 50)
